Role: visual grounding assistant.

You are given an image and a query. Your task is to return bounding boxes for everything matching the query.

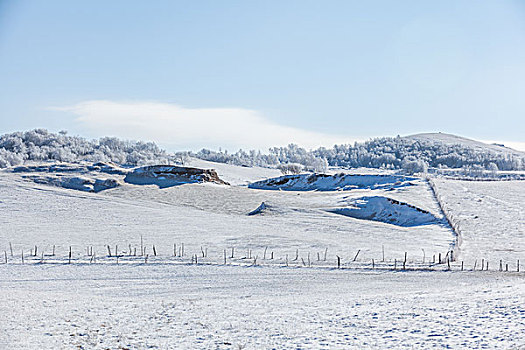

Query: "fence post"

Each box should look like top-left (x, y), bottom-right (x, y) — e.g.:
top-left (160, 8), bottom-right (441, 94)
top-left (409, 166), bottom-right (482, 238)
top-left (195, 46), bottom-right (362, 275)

top-left (353, 250), bottom-right (361, 262)
top-left (140, 235), bottom-right (143, 256)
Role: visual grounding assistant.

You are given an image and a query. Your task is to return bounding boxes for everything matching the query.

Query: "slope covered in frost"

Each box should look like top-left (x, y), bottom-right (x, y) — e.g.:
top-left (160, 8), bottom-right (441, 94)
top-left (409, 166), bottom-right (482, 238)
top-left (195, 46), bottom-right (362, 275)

top-left (249, 173), bottom-right (416, 191)
top-left (329, 196), bottom-right (441, 227)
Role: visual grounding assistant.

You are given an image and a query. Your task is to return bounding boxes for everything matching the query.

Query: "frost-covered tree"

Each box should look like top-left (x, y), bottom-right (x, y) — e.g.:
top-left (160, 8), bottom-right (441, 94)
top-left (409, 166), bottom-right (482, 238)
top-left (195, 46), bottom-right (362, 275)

top-left (2, 129), bottom-right (525, 173)
top-left (0, 129), bottom-right (170, 168)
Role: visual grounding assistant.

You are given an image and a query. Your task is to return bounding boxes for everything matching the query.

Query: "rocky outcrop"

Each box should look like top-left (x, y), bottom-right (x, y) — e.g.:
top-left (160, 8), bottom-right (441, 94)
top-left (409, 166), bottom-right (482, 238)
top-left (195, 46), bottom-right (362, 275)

top-left (124, 165), bottom-right (229, 188)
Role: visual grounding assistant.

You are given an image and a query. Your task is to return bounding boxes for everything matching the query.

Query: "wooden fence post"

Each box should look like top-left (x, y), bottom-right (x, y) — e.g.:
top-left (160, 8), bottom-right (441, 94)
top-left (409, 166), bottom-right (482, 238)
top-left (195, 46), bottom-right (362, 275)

top-left (353, 250), bottom-right (361, 262)
top-left (140, 235), bottom-right (143, 256)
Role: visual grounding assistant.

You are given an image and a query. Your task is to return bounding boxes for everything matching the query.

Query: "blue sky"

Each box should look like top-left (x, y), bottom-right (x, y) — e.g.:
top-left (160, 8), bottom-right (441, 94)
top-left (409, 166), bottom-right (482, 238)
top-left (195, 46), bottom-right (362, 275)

top-left (1, 0), bottom-right (524, 151)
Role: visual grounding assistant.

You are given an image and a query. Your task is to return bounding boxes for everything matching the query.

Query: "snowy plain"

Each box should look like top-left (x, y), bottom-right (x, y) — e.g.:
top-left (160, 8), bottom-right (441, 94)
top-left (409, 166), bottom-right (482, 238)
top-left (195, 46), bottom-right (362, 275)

top-left (1, 159), bottom-right (524, 349)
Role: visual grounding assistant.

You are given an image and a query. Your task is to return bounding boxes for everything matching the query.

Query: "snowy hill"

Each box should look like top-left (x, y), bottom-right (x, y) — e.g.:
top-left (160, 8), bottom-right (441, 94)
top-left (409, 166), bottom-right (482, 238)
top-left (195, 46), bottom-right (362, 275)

top-left (405, 132), bottom-right (525, 156)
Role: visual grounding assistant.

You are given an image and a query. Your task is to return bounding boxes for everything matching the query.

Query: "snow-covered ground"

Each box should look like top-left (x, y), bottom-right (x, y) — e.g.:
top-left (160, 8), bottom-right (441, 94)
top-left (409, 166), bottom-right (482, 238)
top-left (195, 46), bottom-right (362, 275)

top-left (0, 166), bottom-right (453, 265)
top-left (2, 264), bottom-right (524, 349)
top-left (1, 160), bottom-right (524, 349)
top-left (432, 178), bottom-right (525, 265)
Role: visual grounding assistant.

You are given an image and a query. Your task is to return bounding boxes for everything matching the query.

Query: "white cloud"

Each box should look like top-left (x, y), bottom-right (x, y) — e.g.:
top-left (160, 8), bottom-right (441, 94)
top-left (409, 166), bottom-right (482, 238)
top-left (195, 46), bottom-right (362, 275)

top-left (54, 100), bottom-right (357, 151)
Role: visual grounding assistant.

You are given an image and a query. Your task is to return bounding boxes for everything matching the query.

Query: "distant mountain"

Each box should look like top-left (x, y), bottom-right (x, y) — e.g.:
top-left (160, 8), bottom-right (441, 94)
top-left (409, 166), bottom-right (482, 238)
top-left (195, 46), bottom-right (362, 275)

top-left (405, 132), bottom-right (524, 156)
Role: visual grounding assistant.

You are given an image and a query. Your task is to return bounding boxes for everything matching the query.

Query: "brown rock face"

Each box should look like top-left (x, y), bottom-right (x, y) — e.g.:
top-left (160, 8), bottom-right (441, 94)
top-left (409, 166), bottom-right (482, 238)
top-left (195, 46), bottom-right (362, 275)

top-left (131, 165), bottom-right (229, 185)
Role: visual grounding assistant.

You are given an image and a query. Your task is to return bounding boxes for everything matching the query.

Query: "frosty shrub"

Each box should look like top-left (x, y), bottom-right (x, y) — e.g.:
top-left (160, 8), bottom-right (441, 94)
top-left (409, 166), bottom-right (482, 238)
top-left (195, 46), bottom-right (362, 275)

top-left (402, 159), bottom-right (428, 175)
top-left (277, 163), bottom-right (304, 175)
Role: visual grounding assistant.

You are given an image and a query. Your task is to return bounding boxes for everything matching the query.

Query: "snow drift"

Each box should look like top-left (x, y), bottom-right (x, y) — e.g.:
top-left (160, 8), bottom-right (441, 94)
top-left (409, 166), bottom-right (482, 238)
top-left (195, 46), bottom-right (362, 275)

top-left (22, 175), bottom-right (119, 193)
top-left (328, 196), bottom-right (440, 227)
top-left (248, 173), bottom-right (416, 191)
top-left (11, 162), bottom-right (124, 193)
top-left (247, 201), bottom-right (287, 216)
top-left (13, 162), bottom-right (128, 175)
top-left (124, 165), bottom-right (229, 188)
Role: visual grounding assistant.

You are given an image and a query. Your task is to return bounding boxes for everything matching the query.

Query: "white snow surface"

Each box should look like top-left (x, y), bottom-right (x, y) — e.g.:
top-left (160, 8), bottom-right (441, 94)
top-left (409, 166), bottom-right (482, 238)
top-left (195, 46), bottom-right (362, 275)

top-left (1, 160), bottom-right (524, 349)
top-left (2, 265), bottom-right (524, 349)
top-left (431, 178), bottom-right (525, 263)
top-left (186, 157), bottom-right (282, 186)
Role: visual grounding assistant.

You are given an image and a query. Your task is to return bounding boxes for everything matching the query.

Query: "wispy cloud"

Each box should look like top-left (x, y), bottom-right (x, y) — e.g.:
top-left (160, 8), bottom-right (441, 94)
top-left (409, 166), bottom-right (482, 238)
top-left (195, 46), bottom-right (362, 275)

top-left (54, 100), bottom-right (357, 151)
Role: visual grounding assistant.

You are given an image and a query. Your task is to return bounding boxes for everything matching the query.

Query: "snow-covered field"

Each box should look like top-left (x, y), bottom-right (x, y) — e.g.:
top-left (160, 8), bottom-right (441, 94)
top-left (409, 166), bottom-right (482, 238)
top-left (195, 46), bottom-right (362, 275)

top-left (2, 265), bottom-right (524, 349)
top-left (1, 160), bottom-right (524, 349)
top-left (432, 178), bottom-right (525, 265)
